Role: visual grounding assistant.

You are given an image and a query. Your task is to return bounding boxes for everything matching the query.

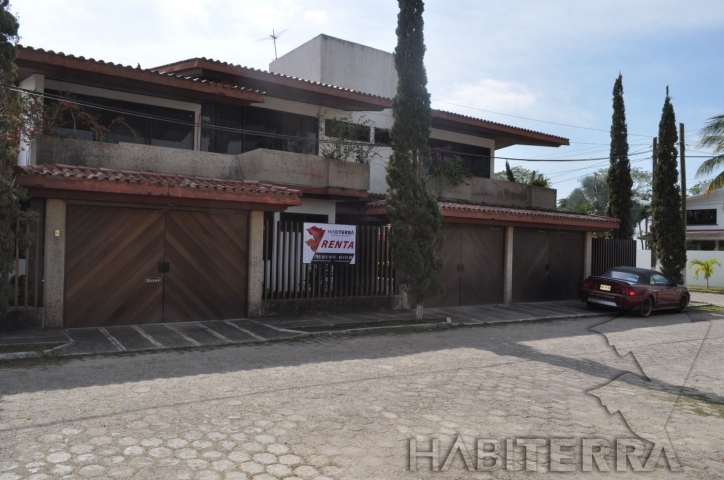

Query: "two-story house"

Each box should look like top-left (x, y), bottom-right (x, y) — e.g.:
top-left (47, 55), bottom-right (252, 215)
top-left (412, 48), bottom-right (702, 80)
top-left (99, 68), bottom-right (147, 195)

top-left (12, 34), bottom-right (618, 329)
top-left (685, 187), bottom-right (724, 250)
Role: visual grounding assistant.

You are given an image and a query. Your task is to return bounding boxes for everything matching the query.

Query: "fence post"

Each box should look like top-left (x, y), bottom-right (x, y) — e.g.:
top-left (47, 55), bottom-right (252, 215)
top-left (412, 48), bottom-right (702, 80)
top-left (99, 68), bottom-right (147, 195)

top-left (584, 232), bottom-right (593, 279)
top-left (43, 199), bottom-right (66, 328)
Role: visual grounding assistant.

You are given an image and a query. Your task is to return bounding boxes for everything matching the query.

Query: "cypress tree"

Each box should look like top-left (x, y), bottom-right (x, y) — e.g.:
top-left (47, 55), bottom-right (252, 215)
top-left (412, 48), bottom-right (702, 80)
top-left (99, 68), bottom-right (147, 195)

top-left (0, 1), bottom-right (31, 324)
top-left (605, 74), bottom-right (634, 238)
top-left (386, 0), bottom-right (443, 319)
top-left (651, 87), bottom-right (686, 284)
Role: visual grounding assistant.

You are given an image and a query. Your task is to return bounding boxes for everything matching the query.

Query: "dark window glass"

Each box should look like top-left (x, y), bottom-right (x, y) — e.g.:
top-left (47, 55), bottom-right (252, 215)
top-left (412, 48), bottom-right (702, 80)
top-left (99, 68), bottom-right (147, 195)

top-left (325, 119), bottom-right (370, 142)
top-left (201, 105), bottom-right (318, 155)
top-left (200, 103), bottom-right (243, 154)
top-left (687, 209), bottom-right (717, 226)
top-left (374, 128), bottom-right (392, 146)
top-left (696, 240), bottom-right (717, 251)
top-left (46, 90), bottom-right (194, 150)
top-left (651, 273), bottom-right (671, 286)
top-left (428, 138), bottom-right (491, 178)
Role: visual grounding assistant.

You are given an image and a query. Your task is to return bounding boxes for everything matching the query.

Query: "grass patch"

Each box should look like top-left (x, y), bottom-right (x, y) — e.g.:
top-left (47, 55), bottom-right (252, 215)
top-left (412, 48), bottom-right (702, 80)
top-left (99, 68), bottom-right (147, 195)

top-left (688, 304), bottom-right (724, 313)
top-left (687, 286), bottom-right (724, 294)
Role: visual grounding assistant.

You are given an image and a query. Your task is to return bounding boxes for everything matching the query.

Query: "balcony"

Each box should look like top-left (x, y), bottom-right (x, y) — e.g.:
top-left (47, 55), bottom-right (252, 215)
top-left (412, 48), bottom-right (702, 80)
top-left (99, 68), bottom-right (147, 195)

top-left (31, 136), bottom-right (370, 196)
top-left (426, 176), bottom-right (557, 210)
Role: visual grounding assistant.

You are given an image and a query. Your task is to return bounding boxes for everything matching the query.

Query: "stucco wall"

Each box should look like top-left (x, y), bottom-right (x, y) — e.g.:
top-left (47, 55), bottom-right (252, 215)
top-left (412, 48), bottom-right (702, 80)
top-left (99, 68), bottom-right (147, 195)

top-left (271, 34), bottom-right (398, 99)
top-left (426, 176), bottom-right (557, 210)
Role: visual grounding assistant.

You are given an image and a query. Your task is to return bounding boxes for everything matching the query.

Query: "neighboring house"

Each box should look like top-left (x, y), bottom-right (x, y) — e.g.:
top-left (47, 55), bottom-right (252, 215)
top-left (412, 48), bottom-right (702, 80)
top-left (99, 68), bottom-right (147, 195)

top-left (685, 188), bottom-right (724, 250)
top-left (12, 34), bottom-right (618, 329)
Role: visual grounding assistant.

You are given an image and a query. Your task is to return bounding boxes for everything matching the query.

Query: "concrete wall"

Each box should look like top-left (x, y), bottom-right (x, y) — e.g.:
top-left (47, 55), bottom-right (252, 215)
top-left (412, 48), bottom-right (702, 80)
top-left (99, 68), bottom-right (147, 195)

top-left (269, 35), bottom-right (323, 84)
top-left (35, 136), bottom-right (370, 192)
top-left (426, 176), bottom-right (557, 210)
top-left (43, 199), bottom-right (66, 329)
top-left (271, 34), bottom-right (398, 99)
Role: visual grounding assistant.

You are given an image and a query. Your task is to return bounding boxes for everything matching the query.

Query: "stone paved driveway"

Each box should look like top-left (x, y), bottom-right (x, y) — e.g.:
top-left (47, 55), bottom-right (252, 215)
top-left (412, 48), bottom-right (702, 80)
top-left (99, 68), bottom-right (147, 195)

top-left (0, 308), bottom-right (722, 479)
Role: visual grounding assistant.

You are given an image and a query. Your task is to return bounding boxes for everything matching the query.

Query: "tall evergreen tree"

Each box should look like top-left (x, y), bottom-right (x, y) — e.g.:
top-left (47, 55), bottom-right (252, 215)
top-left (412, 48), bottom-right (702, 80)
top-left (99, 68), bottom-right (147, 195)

top-left (0, 1), bottom-right (28, 324)
top-left (651, 87), bottom-right (686, 284)
top-left (386, 0), bottom-right (443, 319)
top-left (605, 74), bottom-right (634, 238)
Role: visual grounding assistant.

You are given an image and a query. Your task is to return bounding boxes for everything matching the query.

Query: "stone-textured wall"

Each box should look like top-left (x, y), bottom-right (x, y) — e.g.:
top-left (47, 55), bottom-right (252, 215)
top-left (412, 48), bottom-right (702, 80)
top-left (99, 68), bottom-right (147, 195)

top-left (427, 176), bottom-right (557, 210)
top-left (35, 136), bottom-right (370, 192)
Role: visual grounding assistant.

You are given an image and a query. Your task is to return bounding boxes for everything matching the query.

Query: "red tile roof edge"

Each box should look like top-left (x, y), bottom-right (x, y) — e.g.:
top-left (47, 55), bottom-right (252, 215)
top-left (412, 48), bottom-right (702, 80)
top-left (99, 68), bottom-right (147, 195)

top-left (365, 199), bottom-right (618, 224)
top-left (14, 164), bottom-right (302, 201)
top-left (17, 46), bottom-right (266, 97)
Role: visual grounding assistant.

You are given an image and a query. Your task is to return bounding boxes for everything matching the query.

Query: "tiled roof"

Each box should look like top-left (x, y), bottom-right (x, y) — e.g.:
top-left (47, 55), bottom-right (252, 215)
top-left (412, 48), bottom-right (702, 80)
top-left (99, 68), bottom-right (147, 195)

top-left (431, 109), bottom-right (570, 145)
top-left (152, 56), bottom-right (390, 101)
top-left (436, 201), bottom-right (615, 223)
top-left (15, 164), bottom-right (301, 199)
top-left (17, 46), bottom-right (265, 99)
top-left (365, 199), bottom-right (618, 228)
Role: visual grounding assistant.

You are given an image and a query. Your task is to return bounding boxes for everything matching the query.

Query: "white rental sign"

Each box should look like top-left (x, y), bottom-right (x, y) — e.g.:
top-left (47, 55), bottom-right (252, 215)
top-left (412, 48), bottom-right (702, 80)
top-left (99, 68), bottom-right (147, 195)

top-left (302, 223), bottom-right (356, 264)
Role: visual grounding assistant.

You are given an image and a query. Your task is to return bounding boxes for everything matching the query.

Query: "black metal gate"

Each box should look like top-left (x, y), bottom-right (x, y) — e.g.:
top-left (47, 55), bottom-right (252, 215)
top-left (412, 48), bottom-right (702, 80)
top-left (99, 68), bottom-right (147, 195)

top-left (591, 238), bottom-right (637, 276)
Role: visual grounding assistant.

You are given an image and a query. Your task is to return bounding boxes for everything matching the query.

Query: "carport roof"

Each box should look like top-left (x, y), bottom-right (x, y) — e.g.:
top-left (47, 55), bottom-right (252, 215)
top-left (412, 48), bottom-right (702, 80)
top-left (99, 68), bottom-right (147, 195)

top-left (14, 164), bottom-right (302, 211)
top-left (366, 199), bottom-right (619, 231)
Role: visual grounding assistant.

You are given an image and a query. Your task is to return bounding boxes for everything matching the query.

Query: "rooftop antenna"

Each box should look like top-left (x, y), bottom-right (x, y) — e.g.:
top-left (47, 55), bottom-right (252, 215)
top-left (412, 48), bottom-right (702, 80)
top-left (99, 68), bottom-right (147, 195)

top-left (254, 28), bottom-right (289, 60)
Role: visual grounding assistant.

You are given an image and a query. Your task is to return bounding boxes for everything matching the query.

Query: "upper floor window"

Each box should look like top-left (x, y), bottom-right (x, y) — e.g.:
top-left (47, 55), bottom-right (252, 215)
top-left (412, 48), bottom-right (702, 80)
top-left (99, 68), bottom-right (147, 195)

top-left (374, 128), bottom-right (392, 146)
top-left (428, 138), bottom-right (491, 178)
top-left (201, 105), bottom-right (317, 155)
top-left (687, 208), bottom-right (717, 226)
top-left (45, 90), bottom-right (195, 150)
top-left (324, 119), bottom-right (370, 142)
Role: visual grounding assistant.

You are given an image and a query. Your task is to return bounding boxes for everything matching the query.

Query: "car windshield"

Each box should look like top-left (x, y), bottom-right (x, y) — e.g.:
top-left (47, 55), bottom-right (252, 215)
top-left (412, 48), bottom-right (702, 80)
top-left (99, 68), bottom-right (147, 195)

top-left (601, 270), bottom-right (640, 283)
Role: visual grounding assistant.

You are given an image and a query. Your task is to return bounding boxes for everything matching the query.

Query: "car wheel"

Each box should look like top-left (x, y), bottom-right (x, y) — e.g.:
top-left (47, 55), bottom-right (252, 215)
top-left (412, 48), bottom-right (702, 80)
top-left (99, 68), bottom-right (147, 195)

top-left (638, 297), bottom-right (653, 317)
top-left (678, 295), bottom-right (689, 313)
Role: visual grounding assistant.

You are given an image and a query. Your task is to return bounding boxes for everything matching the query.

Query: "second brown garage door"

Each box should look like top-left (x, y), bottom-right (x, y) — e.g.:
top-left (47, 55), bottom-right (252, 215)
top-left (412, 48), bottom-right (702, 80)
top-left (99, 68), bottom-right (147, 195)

top-left (512, 228), bottom-right (584, 303)
top-left (428, 224), bottom-right (505, 308)
top-left (65, 206), bottom-right (248, 328)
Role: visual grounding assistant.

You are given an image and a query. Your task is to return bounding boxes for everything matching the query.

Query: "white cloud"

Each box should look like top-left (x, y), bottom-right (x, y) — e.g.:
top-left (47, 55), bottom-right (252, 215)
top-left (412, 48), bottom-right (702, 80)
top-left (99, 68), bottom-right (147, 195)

top-left (436, 79), bottom-right (537, 114)
top-left (303, 10), bottom-right (329, 23)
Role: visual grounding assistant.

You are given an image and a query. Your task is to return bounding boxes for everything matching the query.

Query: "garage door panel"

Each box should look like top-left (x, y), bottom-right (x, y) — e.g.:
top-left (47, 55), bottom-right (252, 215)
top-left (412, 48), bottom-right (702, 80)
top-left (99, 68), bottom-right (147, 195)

top-left (164, 211), bottom-right (248, 322)
top-left (548, 231), bottom-right (584, 300)
top-left (426, 226), bottom-right (461, 308)
top-left (512, 229), bottom-right (549, 303)
top-left (460, 226), bottom-right (505, 305)
top-left (65, 206), bottom-right (165, 328)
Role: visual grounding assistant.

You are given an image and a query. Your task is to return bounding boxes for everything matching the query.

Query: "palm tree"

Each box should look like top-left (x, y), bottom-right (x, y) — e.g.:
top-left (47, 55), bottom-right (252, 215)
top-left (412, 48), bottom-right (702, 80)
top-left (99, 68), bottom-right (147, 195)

top-left (688, 258), bottom-right (722, 289)
top-left (579, 173), bottom-right (609, 215)
top-left (694, 115), bottom-right (724, 193)
top-left (637, 203), bottom-right (651, 248)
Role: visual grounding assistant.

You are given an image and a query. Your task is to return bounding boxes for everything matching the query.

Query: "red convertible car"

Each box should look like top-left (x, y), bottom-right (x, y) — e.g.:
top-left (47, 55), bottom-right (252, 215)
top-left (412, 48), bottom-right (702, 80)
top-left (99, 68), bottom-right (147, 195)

top-left (581, 266), bottom-right (690, 317)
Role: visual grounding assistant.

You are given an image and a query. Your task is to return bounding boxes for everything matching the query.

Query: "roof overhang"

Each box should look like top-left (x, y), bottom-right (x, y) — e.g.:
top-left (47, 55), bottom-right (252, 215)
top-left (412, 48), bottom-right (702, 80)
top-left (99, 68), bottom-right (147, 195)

top-left (153, 58), bottom-right (393, 112)
top-left (14, 164), bottom-right (301, 212)
top-left (366, 200), bottom-right (618, 232)
top-left (431, 110), bottom-right (570, 149)
top-left (17, 46), bottom-right (265, 106)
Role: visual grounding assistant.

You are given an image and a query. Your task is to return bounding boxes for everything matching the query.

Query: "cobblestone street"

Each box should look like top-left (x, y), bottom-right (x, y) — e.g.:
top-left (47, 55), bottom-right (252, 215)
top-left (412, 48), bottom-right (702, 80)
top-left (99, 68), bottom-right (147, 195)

top-left (1, 310), bottom-right (723, 479)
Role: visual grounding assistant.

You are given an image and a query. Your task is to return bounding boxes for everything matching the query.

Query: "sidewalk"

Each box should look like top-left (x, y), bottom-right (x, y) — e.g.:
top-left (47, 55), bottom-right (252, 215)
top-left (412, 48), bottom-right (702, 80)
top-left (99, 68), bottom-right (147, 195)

top-left (0, 300), bottom-right (613, 359)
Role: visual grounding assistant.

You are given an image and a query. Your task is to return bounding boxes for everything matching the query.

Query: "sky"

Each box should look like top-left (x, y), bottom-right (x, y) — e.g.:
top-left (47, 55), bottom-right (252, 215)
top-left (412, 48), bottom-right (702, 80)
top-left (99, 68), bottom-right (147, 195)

top-left (12, 0), bottom-right (724, 199)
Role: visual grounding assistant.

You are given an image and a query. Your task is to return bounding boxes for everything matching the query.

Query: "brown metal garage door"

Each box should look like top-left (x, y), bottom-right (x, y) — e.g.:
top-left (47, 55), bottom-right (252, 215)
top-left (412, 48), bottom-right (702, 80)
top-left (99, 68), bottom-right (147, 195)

top-left (428, 224), bottom-right (505, 308)
top-left (65, 205), bottom-right (248, 327)
top-left (512, 229), bottom-right (584, 303)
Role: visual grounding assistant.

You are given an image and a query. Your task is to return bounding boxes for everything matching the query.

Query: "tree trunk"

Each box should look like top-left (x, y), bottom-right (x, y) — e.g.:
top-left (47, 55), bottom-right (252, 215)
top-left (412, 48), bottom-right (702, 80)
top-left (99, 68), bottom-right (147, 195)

top-left (415, 304), bottom-right (423, 320)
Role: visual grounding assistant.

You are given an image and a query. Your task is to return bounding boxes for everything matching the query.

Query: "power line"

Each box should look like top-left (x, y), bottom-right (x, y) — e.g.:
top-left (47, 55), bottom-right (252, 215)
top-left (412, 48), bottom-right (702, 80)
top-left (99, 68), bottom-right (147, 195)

top-left (431, 99), bottom-right (655, 138)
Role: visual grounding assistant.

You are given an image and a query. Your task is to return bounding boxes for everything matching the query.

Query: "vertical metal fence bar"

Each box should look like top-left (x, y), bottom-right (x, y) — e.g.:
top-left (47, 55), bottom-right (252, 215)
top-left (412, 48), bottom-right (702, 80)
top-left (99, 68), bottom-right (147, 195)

top-left (34, 221), bottom-right (40, 307)
top-left (14, 218), bottom-right (19, 308)
top-left (24, 223), bottom-right (30, 308)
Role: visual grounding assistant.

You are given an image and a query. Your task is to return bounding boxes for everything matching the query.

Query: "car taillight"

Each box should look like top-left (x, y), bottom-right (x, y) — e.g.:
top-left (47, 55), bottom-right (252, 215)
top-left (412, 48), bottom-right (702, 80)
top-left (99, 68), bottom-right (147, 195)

top-left (583, 281), bottom-right (591, 289)
top-left (612, 285), bottom-right (636, 296)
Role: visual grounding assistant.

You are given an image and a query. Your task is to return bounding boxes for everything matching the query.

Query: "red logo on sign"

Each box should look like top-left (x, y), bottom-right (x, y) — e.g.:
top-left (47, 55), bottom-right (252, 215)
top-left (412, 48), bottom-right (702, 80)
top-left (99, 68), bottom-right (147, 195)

top-left (305, 226), bottom-right (326, 252)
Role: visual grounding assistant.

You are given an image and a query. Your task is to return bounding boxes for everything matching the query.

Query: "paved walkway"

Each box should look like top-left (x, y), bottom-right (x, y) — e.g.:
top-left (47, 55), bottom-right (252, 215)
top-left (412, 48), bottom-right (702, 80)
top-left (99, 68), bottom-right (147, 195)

top-left (0, 300), bottom-right (602, 357)
top-left (0, 311), bottom-right (722, 478)
top-left (691, 290), bottom-right (724, 307)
